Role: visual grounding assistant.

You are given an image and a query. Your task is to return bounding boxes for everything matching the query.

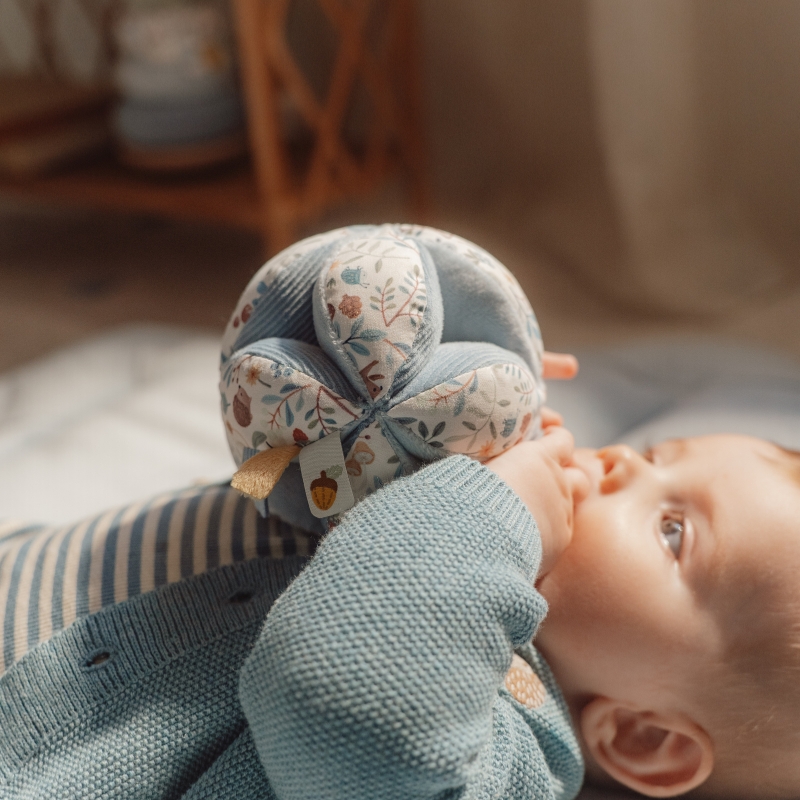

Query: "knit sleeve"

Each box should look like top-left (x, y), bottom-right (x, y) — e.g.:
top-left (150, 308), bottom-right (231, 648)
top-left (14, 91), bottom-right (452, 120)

top-left (239, 455), bottom-right (571, 800)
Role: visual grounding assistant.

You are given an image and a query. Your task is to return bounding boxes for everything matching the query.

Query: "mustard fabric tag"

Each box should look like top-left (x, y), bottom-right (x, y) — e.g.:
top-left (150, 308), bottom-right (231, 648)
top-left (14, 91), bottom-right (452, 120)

top-left (299, 431), bottom-right (355, 518)
top-left (231, 444), bottom-right (300, 500)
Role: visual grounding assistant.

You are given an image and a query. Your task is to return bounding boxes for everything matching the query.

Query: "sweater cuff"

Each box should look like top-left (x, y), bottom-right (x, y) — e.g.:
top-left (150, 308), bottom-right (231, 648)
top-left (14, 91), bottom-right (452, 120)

top-left (427, 454), bottom-right (533, 518)
top-left (412, 454), bottom-right (540, 572)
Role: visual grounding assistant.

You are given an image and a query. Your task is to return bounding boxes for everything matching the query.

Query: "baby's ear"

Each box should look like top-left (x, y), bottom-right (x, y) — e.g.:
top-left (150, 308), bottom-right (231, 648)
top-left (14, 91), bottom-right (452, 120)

top-left (580, 697), bottom-right (714, 798)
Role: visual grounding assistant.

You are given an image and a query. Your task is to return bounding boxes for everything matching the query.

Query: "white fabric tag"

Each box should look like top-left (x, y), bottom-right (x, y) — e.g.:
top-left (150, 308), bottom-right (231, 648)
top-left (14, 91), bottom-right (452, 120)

top-left (298, 431), bottom-right (355, 518)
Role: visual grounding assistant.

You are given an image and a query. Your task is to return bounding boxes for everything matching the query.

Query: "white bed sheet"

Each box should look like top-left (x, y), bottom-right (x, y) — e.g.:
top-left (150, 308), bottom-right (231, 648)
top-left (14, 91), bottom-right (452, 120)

top-left (546, 336), bottom-right (800, 452)
top-left (0, 324), bottom-right (235, 524)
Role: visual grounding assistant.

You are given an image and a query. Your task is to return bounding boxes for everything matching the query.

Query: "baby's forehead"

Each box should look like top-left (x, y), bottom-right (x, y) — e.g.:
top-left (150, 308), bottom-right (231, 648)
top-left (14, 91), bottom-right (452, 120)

top-left (772, 443), bottom-right (800, 485)
top-left (667, 438), bottom-right (800, 708)
top-left (668, 434), bottom-right (798, 475)
top-left (675, 435), bottom-right (800, 599)
top-left (708, 437), bottom-right (800, 522)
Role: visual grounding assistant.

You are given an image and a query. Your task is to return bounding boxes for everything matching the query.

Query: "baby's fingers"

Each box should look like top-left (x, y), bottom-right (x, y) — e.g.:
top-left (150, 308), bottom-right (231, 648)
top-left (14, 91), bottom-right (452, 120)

top-left (541, 425), bottom-right (574, 466)
top-left (542, 352), bottom-right (579, 380)
top-left (565, 464), bottom-right (590, 506)
top-left (540, 406), bottom-right (563, 428)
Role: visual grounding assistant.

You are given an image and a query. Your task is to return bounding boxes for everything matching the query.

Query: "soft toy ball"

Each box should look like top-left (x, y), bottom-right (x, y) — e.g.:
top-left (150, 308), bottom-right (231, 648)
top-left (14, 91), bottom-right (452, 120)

top-left (220, 224), bottom-right (545, 531)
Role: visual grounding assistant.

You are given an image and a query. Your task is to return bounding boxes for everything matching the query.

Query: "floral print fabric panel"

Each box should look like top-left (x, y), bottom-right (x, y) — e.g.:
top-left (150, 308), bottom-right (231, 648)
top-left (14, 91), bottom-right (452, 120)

top-left (221, 353), bottom-right (362, 468)
top-left (388, 363), bottom-right (538, 462)
top-left (317, 232), bottom-right (429, 402)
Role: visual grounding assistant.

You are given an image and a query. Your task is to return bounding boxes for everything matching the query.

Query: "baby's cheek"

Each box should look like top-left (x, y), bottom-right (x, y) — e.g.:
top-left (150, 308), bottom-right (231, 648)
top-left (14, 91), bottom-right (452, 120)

top-left (540, 522), bottom-right (633, 632)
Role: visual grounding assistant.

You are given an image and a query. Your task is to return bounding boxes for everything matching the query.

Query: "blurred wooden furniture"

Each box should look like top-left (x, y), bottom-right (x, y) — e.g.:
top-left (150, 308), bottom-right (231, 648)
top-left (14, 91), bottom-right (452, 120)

top-left (0, 0), bottom-right (427, 254)
top-left (0, 78), bottom-right (113, 176)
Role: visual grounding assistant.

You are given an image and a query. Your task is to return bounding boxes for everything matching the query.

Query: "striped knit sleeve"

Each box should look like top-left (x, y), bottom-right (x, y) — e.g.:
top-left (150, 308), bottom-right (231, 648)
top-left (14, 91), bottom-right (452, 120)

top-left (0, 483), bottom-right (318, 675)
top-left (239, 456), bottom-right (577, 800)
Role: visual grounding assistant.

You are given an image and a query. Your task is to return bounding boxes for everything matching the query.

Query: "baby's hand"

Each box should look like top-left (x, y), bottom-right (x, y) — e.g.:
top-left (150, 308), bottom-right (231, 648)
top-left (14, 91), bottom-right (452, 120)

top-left (485, 426), bottom-right (587, 578)
top-left (542, 351), bottom-right (578, 381)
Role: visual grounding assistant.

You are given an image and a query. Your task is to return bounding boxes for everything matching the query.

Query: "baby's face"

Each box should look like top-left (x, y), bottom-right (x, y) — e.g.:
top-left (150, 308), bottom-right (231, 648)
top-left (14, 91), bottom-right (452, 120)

top-left (536, 434), bottom-right (800, 718)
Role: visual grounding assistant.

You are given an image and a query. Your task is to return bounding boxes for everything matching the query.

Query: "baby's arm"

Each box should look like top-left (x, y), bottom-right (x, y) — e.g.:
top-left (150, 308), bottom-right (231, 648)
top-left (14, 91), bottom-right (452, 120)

top-left (238, 430), bottom-right (581, 800)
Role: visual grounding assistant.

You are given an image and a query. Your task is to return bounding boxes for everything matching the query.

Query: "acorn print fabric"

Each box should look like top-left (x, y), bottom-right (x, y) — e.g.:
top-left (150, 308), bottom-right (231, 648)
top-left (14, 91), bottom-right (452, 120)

top-left (220, 224), bottom-right (546, 527)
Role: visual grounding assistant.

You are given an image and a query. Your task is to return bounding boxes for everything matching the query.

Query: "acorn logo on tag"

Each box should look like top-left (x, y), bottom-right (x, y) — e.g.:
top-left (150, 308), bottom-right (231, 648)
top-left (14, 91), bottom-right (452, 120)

top-left (297, 431), bottom-right (356, 518)
top-left (310, 466), bottom-right (341, 510)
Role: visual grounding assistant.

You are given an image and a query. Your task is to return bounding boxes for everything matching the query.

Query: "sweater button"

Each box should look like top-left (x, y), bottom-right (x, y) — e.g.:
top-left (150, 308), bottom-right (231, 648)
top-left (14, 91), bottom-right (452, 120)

top-left (84, 649), bottom-right (114, 669)
top-left (504, 653), bottom-right (547, 709)
top-left (227, 589), bottom-right (255, 605)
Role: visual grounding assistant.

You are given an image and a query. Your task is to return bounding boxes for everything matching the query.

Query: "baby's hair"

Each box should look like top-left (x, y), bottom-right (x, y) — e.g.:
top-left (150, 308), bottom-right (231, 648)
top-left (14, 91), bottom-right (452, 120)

top-left (693, 445), bottom-right (800, 799)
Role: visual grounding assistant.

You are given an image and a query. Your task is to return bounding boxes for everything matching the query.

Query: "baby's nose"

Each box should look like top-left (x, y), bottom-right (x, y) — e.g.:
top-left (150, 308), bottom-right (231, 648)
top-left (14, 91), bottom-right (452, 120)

top-left (597, 444), bottom-right (644, 493)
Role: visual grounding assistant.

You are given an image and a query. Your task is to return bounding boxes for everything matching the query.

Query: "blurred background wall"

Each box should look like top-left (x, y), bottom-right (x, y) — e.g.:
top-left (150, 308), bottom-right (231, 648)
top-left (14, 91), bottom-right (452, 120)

top-left (1, 0), bottom-right (799, 371)
top-left (420, 0), bottom-right (800, 314)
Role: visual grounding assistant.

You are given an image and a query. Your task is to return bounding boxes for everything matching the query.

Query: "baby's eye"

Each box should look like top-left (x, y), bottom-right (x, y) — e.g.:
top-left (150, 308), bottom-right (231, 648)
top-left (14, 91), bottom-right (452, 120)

top-left (660, 512), bottom-right (685, 557)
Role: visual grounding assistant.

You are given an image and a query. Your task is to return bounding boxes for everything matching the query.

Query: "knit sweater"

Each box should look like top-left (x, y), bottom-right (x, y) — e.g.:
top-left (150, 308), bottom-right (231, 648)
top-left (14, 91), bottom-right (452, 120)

top-left (0, 485), bottom-right (315, 675)
top-left (0, 456), bottom-right (583, 799)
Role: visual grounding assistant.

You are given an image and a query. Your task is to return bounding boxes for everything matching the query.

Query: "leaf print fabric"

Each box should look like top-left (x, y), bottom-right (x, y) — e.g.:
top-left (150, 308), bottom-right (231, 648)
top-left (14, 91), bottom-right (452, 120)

top-left (389, 363), bottom-right (537, 461)
top-left (220, 351), bottom-right (362, 469)
top-left (316, 233), bottom-right (432, 403)
top-left (220, 224), bottom-right (546, 525)
top-left (344, 421), bottom-right (401, 499)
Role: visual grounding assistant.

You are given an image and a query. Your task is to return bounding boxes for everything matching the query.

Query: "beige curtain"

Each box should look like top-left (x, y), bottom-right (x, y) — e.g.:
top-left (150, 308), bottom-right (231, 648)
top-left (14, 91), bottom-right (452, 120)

top-left (421, 0), bottom-right (800, 314)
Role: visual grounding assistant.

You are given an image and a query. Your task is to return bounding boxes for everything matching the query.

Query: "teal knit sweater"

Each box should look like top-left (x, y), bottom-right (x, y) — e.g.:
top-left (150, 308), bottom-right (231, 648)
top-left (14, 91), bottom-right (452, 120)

top-left (0, 457), bottom-right (583, 799)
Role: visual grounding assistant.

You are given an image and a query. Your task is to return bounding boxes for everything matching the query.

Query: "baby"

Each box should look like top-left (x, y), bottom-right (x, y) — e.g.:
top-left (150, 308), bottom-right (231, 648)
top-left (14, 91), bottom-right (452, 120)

top-left (241, 422), bottom-right (800, 800)
top-left (2, 219), bottom-right (799, 799)
top-left (488, 427), bottom-right (800, 799)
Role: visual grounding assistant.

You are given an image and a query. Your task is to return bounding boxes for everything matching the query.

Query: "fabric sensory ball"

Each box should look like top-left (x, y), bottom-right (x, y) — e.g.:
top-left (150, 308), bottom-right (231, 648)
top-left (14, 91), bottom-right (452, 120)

top-left (220, 224), bottom-right (545, 531)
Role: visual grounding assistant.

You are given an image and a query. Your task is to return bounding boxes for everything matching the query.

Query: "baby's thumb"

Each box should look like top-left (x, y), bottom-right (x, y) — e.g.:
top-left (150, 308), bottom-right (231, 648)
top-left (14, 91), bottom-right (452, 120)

top-left (541, 425), bottom-right (574, 466)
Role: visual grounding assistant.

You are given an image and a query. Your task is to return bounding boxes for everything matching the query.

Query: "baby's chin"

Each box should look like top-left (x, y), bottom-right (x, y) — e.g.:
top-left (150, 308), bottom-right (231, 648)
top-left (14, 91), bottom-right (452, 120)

top-left (534, 516), bottom-right (597, 638)
top-left (534, 568), bottom-right (600, 701)
top-left (535, 559), bottom-right (569, 617)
